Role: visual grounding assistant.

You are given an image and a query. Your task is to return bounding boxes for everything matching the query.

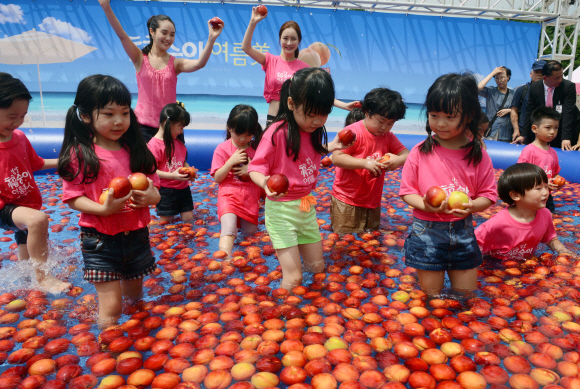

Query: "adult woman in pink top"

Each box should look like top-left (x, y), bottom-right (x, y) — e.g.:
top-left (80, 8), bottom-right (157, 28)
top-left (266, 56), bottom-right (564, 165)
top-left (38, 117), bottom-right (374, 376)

top-left (99, 0), bottom-right (224, 142)
top-left (242, 7), bottom-right (357, 127)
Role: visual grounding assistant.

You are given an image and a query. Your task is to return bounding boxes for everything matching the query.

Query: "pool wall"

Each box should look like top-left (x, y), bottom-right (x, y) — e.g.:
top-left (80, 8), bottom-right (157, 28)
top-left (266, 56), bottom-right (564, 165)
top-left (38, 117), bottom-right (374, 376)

top-left (25, 127), bottom-right (580, 183)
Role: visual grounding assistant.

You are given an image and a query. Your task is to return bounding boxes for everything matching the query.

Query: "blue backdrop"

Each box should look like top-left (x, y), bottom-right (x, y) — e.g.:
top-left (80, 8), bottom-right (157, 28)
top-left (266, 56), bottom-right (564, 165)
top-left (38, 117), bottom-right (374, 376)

top-left (1, 0), bottom-right (541, 103)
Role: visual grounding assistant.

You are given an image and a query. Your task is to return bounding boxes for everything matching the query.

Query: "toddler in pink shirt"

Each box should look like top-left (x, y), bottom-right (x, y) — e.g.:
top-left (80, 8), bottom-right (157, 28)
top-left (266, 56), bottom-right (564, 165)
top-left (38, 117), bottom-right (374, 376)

top-left (476, 163), bottom-right (569, 261)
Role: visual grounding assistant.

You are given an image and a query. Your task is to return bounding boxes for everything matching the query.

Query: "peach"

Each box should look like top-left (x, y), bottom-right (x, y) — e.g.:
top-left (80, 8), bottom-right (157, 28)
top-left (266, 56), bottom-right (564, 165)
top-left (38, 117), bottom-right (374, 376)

top-left (56, 365), bottom-right (83, 383)
top-left (19, 376), bottom-right (46, 389)
top-left (359, 370), bottom-right (386, 389)
top-left (28, 359), bottom-right (56, 376)
top-left (91, 358), bottom-right (117, 377)
top-left (182, 365), bottom-right (208, 384)
top-left (151, 373), bottom-right (181, 389)
top-left (332, 363), bottom-right (360, 382)
top-left (279, 366), bottom-right (308, 385)
top-left (407, 371), bottom-right (436, 389)
top-left (503, 355), bottom-right (532, 374)
top-left (282, 350), bottom-right (307, 367)
top-left (231, 363), bottom-right (256, 381)
top-left (383, 364), bottom-right (411, 383)
top-left (428, 364), bottom-right (456, 382)
top-left (250, 371), bottom-right (279, 389)
top-left (116, 358), bottom-right (142, 376)
top-left (456, 371), bottom-right (486, 389)
top-left (325, 337), bottom-right (348, 351)
top-left (96, 375), bottom-right (125, 389)
top-left (480, 365), bottom-right (509, 385)
top-left (508, 374), bottom-right (540, 389)
top-left (311, 372), bottom-right (337, 389)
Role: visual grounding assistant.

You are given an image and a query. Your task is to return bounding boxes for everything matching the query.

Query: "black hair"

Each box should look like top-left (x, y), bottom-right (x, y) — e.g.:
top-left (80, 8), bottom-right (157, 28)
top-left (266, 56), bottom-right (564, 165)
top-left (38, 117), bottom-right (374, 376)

top-left (159, 103), bottom-right (190, 164)
top-left (142, 15), bottom-right (176, 55)
top-left (498, 163), bottom-right (548, 205)
top-left (226, 104), bottom-right (263, 150)
top-left (0, 72), bottom-right (32, 109)
top-left (531, 106), bottom-right (561, 127)
top-left (361, 88), bottom-right (407, 121)
top-left (272, 67), bottom-right (335, 161)
top-left (542, 60), bottom-right (563, 77)
top-left (420, 73), bottom-right (483, 166)
top-left (58, 75), bottom-right (157, 183)
top-left (344, 108), bottom-right (365, 127)
top-left (496, 66), bottom-right (511, 80)
top-left (479, 112), bottom-right (490, 124)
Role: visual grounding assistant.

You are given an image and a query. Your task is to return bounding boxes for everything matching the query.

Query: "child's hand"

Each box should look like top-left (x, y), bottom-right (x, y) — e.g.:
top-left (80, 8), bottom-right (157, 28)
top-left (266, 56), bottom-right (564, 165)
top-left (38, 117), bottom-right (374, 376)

top-left (232, 162), bottom-right (249, 176)
top-left (445, 198), bottom-right (475, 218)
top-left (263, 176), bottom-right (286, 200)
top-left (172, 169), bottom-right (191, 182)
top-left (129, 179), bottom-right (160, 208)
top-left (344, 101), bottom-right (361, 111)
top-left (378, 154), bottom-right (398, 172)
top-left (363, 159), bottom-right (383, 177)
top-left (548, 178), bottom-right (559, 191)
top-left (101, 188), bottom-right (132, 216)
top-left (328, 132), bottom-right (354, 153)
top-left (228, 149), bottom-right (248, 167)
top-left (421, 195), bottom-right (449, 213)
top-left (557, 247), bottom-right (573, 255)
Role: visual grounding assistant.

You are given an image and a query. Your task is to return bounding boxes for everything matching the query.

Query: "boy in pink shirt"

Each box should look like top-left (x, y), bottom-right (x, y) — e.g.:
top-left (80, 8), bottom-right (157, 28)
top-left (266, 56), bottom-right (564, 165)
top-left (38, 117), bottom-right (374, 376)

top-left (331, 88), bottom-right (409, 233)
top-left (517, 107), bottom-right (563, 213)
top-left (476, 163), bottom-right (569, 261)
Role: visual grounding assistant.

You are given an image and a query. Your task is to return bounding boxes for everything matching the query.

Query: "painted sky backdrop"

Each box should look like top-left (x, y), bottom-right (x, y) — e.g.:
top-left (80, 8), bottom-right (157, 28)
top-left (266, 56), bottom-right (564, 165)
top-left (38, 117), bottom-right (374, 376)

top-left (0, 0), bottom-right (540, 103)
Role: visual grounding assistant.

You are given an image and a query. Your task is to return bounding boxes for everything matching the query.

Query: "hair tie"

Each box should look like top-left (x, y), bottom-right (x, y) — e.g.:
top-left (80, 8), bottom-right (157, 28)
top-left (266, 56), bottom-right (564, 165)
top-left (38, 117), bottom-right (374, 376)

top-left (73, 104), bottom-right (83, 122)
top-left (176, 100), bottom-right (185, 109)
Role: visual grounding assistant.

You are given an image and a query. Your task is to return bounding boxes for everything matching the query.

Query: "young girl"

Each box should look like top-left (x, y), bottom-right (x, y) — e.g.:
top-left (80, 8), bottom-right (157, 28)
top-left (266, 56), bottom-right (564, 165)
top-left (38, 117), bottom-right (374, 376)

top-left (99, 0), bottom-right (224, 142)
top-left (0, 73), bottom-right (70, 293)
top-left (58, 75), bottom-right (160, 327)
top-left (147, 103), bottom-right (195, 222)
top-left (211, 105), bottom-right (263, 256)
top-left (399, 73), bottom-right (497, 297)
top-left (248, 67), bottom-right (349, 290)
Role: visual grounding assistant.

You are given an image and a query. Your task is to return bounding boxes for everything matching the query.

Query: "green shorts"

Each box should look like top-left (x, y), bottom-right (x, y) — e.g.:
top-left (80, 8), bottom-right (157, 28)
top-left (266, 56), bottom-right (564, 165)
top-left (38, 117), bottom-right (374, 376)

top-left (265, 197), bottom-right (321, 249)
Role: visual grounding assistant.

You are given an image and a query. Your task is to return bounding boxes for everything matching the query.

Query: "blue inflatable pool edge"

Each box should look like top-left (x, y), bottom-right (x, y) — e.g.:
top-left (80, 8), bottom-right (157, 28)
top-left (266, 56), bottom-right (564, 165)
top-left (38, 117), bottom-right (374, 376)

top-left (24, 127), bottom-right (580, 184)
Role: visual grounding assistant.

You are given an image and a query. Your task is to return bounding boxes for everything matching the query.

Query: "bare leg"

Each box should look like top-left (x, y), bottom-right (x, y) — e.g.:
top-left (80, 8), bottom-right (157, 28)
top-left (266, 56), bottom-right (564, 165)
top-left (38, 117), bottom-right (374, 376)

top-left (12, 207), bottom-right (71, 292)
top-left (121, 278), bottom-right (144, 300)
top-left (299, 241), bottom-right (325, 273)
top-left (219, 235), bottom-right (236, 256)
top-left (160, 215), bottom-right (176, 222)
top-left (94, 280), bottom-right (123, 329)
top-left (180, 211), bottom-right (194, 222)
top-left (219, 213), bottom-right (238, 256)
top-left (416, 269), bottom-right (445, 296)
top-left (240, 219), bottom-right (258, 237)
top-left (448, 268), bottom-right (478, 294)
top-left (17, 243), bottom-right (29, 261)
top-left (276, 245), bottom-right (303, 291)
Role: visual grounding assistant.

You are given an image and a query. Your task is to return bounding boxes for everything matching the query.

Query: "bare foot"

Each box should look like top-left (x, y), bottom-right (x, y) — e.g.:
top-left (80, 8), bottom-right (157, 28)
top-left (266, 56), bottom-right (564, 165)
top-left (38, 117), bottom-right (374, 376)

top-left (39, 275), bottom-right (72, 294)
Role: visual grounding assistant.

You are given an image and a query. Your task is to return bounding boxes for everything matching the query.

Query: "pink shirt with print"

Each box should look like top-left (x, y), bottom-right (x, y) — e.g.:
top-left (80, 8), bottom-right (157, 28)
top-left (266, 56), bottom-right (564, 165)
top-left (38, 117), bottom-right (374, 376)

top-left (399, 143), bottom-right (497, 222)
top-left (262, 53), bottom-right (309, 103)
top-left (475, 207), bottom-right (556, 261)
top-left (62, 145), bottom-right (160, 236)
top-left (248, 122), bottom-right (321, 201)
top-left (332, 121), bottom-right (407, 209)
top-left (147, 137), bottom-right (189, 190)
top-left (517, 144), bottom-right (560, 179)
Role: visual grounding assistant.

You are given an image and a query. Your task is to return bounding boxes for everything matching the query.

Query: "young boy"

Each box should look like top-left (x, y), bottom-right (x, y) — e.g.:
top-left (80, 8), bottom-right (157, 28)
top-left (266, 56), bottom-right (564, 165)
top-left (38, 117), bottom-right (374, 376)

top-left (0, 73), bottom-right (71, 292)
top-left (517, 107), bottom-right (562, 213)
top-left (475, 163), bottom-right (570, 261)
top-left (331, 88), bottom-right (409, 233)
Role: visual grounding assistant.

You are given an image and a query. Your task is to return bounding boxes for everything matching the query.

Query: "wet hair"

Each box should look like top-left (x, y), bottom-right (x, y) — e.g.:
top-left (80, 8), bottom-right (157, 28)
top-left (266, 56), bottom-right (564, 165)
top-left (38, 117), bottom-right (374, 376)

top-left (531, 106), bottom-right (561, 127)
top-left (542, 60), bottom-right (563, 77)
top-left (420, 73), bottom-right (483, 166)
top-left (361, 88), bottom-right (407, 121)
top-left (159, 103), bottom-right (190, 164)
top-left (272, 67), bottom-right (335, 161)
top-left (496, 66), bottom-right (511, 80)
top-left (142, 15), bottom-right (176, 55)
top-left (226, 104), bottom-right (263, 150)
top-left (498, 163), bottom-right (548, 205)
top-left (344, 108), bottom-right (365, 127)
top-left (279, 21), bottom-right (302, 58)
top-left (58, 75), bottom-right (157, 183)
top-left (0, 72), bottom-right (32, 109)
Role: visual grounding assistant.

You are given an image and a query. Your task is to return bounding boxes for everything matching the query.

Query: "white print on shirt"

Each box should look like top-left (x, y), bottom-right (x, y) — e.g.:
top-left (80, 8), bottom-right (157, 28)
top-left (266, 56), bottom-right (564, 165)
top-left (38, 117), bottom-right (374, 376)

top-left (277, 71), bottom-right (293, 84)
top-left (542, 166), bottom-right (553, 178)
top-left (440, 177), bottom-right (470, 196)
top-left (4, 167), bottom-right (33, 196)
top-left (488, 244), bottom-right (534, 261)
top-left (299, 158), bottom-right (317, 185)
top-left (366, 152), bottom-right (383, 160)
top-left (166, 157), bottom-right (184, 172)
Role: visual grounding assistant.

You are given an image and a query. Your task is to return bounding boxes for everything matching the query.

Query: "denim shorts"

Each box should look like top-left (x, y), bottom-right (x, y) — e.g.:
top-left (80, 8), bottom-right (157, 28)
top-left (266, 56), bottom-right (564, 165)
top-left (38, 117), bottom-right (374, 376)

top-left (404, 215), bottom-right (482, 271)
top-left (156, 186), bottom-right (194, 216)
top-left (80, 227), bottom-right (156, 282)
top-left (0, 205), bottom-right (28, 244)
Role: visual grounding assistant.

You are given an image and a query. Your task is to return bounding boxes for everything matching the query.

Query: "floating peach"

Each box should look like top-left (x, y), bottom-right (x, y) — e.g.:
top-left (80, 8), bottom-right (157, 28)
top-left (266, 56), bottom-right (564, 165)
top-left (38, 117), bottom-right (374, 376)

top-left (28, 359), bottom-right (56, 376)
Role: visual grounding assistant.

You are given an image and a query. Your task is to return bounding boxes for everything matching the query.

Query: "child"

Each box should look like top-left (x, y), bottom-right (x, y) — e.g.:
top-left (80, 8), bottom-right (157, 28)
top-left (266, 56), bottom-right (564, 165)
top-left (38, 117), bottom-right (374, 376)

top-left (248, 67), bottom-right (349, 290)
top-left (344, 107), bottom-right (365, 127)
top-left (517, 107), bottom-right (562, 213)
top-left (58, 75), bottom-right (160, 327)
top-left (0, 73), bottom-right (71, 293)
top-left (211, 105), bottom-right (263, 256)
top-left (147, 103), bottom-right (195, 222)
top-left (399, 73), bottom-right (497, 297)
top-left (476, 163), bottom-right (570, 261)
top-left (331, 88), bottom-right (409, 233)
top-left (476, 113), bottom-right (489, 150)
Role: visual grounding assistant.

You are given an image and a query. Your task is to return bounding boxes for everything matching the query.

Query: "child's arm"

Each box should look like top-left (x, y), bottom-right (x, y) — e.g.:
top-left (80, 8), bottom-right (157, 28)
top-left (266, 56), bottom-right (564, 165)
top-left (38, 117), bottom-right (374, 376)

top-left (66, 189), bottom-right (132, 217)
top-left (175, 21), bottom-right (223, 74)
top-left (41, 159), bottom-right (58, 170)
top-left (156, 170), bottom-right (189, 181)
top-left (129, 179), bottom-right (160, 208)
top-left (447, 197), bottom-right (493, 218)
top-left (98, 0), bottom-right (143, 66)
top-left (402, 194), bottom-right (449, 214)
top-left (241, 8), bottom-right (267, 66)
top-left (547, 237), bottom-right (572, 254)
top-left (249, 171), bottom-right (285, 200)
top-left (334, 100), bottom-right (361, 111)
top-left (332, 151), bottom-right (383, 177)
top-left (214, 149), bottom-right (247, 184)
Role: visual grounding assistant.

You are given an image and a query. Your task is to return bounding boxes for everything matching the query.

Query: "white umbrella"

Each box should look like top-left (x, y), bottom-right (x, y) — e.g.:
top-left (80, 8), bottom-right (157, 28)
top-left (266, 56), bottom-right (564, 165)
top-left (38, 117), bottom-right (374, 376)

top-left (0, 29), bottom-right (96, 126)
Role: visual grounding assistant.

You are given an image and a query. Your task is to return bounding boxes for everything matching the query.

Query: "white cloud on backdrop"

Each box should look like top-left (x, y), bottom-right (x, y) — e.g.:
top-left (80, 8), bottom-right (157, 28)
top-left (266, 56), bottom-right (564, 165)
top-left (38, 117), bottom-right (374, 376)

top-left (0, 4), bottom-right (26, 24)
top-left (38, 17), bottom-right (92, 43)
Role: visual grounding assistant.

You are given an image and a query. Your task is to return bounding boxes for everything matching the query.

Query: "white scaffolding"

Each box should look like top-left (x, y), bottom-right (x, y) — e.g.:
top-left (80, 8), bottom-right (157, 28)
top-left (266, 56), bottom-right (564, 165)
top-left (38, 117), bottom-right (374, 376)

top-left (148, 0), bottom-right (579, 78)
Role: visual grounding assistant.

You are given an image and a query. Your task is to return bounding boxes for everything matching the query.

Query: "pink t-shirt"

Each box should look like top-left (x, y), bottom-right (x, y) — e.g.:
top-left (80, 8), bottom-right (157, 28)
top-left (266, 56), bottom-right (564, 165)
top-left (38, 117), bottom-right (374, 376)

top-left (147, 137), bottom-right (188, 190)
top-left (134, 54), bottom-right (178, 127)
top-left (0, 130), bottom-right (45, 210)
top-left (517, 144), bottom-right (560, 179)
top-left (399, 143), bottom-right (497, 222)
top-left (210, 139), bottom-right (261, 225)
top-left (332, 121), bottom-right (407, 208)
top-left (249, 122), bottom-right (321, 201)
top-left (262, 53), bottom-right (309, 103)
top-left (61, 145), bottom-right (160, 236)
top-left (475, 207), bottom-right (556, 260)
